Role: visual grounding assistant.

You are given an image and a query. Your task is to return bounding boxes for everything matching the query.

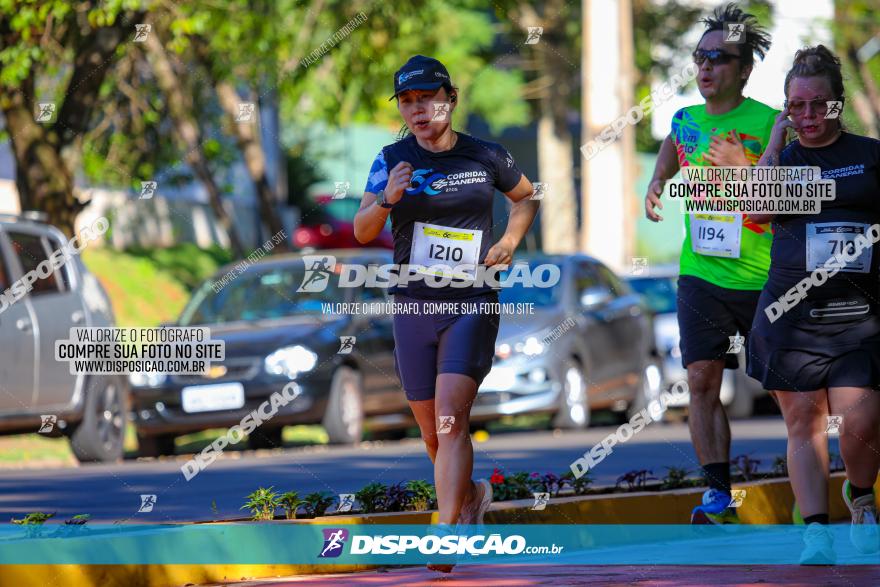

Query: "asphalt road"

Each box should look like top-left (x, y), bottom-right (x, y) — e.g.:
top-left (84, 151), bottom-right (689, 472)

top-left (0, 416), bottom-right (836, 523)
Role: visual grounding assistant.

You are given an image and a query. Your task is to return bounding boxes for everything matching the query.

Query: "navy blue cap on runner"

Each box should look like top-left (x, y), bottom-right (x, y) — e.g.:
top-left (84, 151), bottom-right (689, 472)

top-left (389, 55), bottom-right (451, 101)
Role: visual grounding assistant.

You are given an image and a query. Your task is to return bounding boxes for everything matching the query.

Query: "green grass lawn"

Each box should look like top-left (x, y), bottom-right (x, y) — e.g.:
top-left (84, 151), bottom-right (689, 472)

top-left (80, 243), bottom-right (231, 327)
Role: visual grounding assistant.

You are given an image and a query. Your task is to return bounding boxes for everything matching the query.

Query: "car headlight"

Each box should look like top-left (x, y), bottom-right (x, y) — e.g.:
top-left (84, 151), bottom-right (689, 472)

top-left (495, 336), bottom-right (546, 360)
top-left (265, 345), bottom-right (318, 379)
top-left (129, 372), bottom-right (168, 387)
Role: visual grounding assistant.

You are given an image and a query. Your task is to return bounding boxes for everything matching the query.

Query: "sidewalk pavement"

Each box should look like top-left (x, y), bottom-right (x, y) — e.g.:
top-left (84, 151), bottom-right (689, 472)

top-left (202, 564), bottom-right (880, 586)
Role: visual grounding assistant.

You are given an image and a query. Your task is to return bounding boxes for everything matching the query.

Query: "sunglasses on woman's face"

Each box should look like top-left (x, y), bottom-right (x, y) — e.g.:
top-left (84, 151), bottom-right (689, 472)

top-left (783, 98), bottom-right (838, 116)
top-left (692, 48), bottom-right (740, 66)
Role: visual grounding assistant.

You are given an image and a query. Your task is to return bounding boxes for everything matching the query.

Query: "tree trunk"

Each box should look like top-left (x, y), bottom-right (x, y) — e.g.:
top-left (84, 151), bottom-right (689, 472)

top-left (515, 0), bottom-right (579, 254)
top-left (143, 30), bottom-right (246, 258)
top-left (1, 79), bottom-right (81, 236)
top-left (211, 80), bottom-right (289, 251)
top-left (0, 8), bottom-right (142, 237)
top-left (536, 41), bottom-right (579, 253)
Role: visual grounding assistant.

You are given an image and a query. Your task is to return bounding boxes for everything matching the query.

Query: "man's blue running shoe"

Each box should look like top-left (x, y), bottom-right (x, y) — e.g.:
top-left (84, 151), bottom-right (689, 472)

top-left (691, 488), bottom-right (740, 524)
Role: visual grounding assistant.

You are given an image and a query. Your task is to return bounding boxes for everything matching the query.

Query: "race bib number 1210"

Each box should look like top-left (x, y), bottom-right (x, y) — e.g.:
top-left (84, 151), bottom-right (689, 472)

top-left (410, 221), bottom-right (483, 279)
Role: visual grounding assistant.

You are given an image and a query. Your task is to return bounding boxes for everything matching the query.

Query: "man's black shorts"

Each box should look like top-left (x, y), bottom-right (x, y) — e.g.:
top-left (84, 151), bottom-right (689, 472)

top-left (676, 274), bottom-right (762, 369)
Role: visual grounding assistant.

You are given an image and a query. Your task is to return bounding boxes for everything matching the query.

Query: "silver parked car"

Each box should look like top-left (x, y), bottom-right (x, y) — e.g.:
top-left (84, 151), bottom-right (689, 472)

top-left (473, 254), bottom-right (663, 428)
top-left (0, 213), bottom-right (126, 462)
top-left (625, 266), bottom-right (766, 418)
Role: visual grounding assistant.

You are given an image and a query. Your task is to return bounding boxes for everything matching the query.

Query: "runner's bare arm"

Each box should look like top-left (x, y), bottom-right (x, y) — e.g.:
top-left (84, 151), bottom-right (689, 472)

top-left (354, 161), bottom-right (413, 243)
top-left (484, 176), bottom-right (540, 266)
top-left (645, 136), bottom-right (679, 222)
top-left (353, 191), bottom-right (392, 243)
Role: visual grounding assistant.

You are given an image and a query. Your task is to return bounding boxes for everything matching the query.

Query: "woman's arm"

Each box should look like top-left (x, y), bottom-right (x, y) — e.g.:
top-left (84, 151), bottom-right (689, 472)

top-left (353, 192), bottom-right (392, 244)
top-left (750, 109), bottom-right (792, 224)
top-left (483, 175), bottom-right (540, 266)
top-left (353, 160), bottom-right (413, 243)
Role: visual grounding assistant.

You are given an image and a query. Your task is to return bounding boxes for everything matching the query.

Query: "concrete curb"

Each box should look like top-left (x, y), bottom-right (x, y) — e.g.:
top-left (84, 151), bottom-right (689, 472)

top-left (3, 472), bottom-right (874, 587)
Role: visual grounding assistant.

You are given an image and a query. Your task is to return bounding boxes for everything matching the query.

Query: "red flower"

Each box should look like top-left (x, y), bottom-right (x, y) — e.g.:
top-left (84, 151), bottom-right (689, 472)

top-left (490, 468), bottom-right (504, 484)
top-left (531, 472), bottom-right (540, 478)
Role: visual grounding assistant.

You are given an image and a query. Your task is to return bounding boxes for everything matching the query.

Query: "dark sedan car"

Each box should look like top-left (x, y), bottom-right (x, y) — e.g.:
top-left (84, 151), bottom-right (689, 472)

top-left (474, 254), bottom-right (663, 428)
top-left (130, 248), bottom-right (403, 456)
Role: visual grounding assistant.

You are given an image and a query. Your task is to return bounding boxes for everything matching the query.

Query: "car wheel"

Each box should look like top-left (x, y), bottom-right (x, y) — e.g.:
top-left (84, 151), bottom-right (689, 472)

top-left (248, 426), bottom-right (284, 450)
top-left (323, 366), bottom-right (364, 444)
top-left (69, 376), bottom-right (127, 463)
top-left (627, 360), bottom-right (664, 421)
top-left (552, 358), bottom-right (590, 429)
top-left (137, 432), bottom-right (176, 458)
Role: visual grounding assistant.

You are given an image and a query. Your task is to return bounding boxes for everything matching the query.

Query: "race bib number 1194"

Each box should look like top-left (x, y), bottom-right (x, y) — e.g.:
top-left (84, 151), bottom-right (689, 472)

top-left (691, 213), bottom-right (742, 258)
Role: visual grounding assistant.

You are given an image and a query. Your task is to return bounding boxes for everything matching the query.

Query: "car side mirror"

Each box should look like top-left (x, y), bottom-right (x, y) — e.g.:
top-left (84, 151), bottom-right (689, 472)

top-left (580, 287), bottom-right (612, 310)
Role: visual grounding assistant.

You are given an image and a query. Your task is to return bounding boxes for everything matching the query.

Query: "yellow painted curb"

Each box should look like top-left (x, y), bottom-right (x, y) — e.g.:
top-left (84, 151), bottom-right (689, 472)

top-left (4, 472), bottom-right (876, 587)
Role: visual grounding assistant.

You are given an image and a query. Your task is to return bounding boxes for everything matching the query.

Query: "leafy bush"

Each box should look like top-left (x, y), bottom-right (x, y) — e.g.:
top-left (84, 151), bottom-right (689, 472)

top-left (560, 470), bottom-right (594, 495)
top-left (660, 467), bottom-right (692, 490)
top-left (615, 469), bottom-right (657, 491)
top-left (407, 480), bottom-right (436, 511)
top-left (301, 491), bottom-right (335, 518)
top-left (355, 482), bottom-right (388, 514)
top-left (11, 512), bottom-right (54, 525)
top-left (731, 454), bottom-right (760, 481)
top-left (279, 492), bottom-right (305, 520)
top-left (384, 482), bottom-right (413, 513)
top-left (490, 470), bottom-right (533, 501)
top-left (241, 487), bottom-right (279, 521)
top-left (772, 456), bottom-right (788, 477)
top-left (528, 472), bottom-right (564, 497)
top-left (64, 514), bottom-right (90, 526)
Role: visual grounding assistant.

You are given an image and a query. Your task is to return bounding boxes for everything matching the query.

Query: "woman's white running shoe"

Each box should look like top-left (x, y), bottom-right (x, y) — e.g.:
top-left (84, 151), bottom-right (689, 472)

top-left (799, 523), bottom-right (836, 565)
top-left (843, 480), bottom-right (880, 554)
top-left (458, 478), bottom-right (493, 526)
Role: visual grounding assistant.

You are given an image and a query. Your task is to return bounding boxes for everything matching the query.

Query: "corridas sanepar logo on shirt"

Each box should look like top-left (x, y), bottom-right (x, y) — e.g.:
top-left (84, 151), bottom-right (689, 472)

top-left (406, 168), bottom-right (489, 195)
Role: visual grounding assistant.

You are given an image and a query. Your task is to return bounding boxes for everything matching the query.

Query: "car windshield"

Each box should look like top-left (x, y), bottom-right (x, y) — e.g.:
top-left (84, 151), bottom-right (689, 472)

top-left (497, 262), bottom-right (562, 308)
top-left (178, 265), bottom-right (341, 325)
top-left (627, 275), bottom-right (677, 314)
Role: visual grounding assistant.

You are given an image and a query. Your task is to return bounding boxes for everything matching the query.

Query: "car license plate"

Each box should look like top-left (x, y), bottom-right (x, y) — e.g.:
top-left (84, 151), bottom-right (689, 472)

top-left (181, 383), bottom-right (245, 413)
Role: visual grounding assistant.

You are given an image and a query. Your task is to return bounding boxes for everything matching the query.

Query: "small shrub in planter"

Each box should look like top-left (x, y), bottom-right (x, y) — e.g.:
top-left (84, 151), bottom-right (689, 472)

top-left (301, 491), bottom-right (335, 518)
top-left (241, 487), bottom-right (280, 521)
top-left (64, 514), bottom-right (90, 526)
top-left (385, 482), bottom-right (414, 512)
top-left (528, 472), bottom-right (564, 497)
top-left (660, 467), bottom-right (692, 490)
top-left (11, 512), bottom-right (54, 525)
top-left (731, 454), bottom-right (760, 481)
top-left (615, 469), bottom-right (657, 491)
top-left (11, 512), bottom-right (55, 538)
top-left (490, 469), bottom-right (533, 501)
top-left (355, 482), bottom-right (388, 514)
top-left (560, 470), bottom-right (594, 495)
top-left (772, 456), bottom-right (788, 477)
top-left (406, 480), bottom-right (436, 511)
top-left (279, 492), bottom-right (305, 520)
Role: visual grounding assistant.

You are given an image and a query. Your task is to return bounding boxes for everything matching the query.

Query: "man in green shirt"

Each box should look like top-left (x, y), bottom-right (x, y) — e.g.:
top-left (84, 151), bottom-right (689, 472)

top-left (645, 3), bottom-right (777, 524)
